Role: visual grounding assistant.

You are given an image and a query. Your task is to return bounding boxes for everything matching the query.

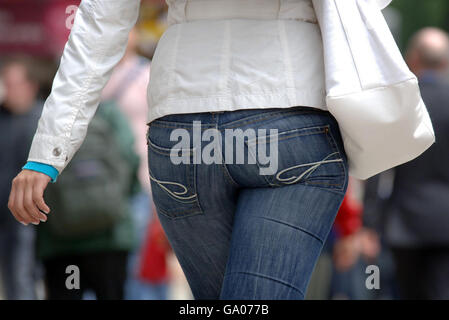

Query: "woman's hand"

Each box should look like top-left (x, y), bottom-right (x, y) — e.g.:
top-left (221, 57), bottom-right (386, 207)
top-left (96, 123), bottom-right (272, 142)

top-left (8, 169), bottom-right (51, 225)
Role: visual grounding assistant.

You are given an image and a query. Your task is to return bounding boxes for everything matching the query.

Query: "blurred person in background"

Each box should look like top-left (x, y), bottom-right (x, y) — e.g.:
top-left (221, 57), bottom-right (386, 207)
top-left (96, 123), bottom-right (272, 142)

top-left (329, 179), bottom-right (382, 300)
top-left (36, 100), bottom-right (140, 300)
top-left (362, 172), bottom-right (401, 300)
top-left (306, 178), bottom-right (362, 299)
top-left (0, 56), bottom-right (43, 299)
top-left (136, 208), bottom-right (173, 299)
top-left (382, 27), bottom-right (449, 300)
top-left (102, 27), bottom-right (170, 300)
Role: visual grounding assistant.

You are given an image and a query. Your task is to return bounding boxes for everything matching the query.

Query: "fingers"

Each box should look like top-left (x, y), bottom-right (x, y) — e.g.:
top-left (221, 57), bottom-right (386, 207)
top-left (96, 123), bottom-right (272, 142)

top-left (24, 183), bottom-right (47, 223)
top-left (33, 182), bottom-right (50, 217)
top-left (16, 179), bottom-right (39, 225)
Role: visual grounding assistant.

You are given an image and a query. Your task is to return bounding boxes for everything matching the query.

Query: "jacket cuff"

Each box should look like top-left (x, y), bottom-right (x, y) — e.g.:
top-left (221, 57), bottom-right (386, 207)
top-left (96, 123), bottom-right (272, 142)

top-left (26, 133), bottom-right (70, 174)
top-left (22, 161), bottom-right (59, 183)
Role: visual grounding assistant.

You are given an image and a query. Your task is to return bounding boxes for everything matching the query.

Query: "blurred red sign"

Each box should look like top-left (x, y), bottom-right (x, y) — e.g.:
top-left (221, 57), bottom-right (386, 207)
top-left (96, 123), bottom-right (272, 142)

top-left (0, 0), bottom-right (81, 58)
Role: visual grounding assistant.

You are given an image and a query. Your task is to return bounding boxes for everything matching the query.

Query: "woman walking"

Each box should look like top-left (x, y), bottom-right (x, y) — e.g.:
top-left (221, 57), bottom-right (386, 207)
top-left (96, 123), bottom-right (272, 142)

top-left (8, 0), bottom-right (419, 299)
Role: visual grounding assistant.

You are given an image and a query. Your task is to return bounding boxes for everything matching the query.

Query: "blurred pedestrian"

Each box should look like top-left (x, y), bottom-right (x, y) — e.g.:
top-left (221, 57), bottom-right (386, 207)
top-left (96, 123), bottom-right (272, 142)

top-left (385, 27), bottom-right (449, 299)
top-left (36, 100), bottom-right (139, 300)
top-left (0, 56), bottom-right (42, 299)
top-left (136, 208), bottom-right (172, 299)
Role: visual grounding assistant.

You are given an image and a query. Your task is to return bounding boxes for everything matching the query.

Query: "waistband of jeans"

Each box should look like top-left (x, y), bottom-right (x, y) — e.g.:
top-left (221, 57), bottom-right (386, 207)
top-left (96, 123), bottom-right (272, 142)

top-left (149, 106), bottom-right (328, 128)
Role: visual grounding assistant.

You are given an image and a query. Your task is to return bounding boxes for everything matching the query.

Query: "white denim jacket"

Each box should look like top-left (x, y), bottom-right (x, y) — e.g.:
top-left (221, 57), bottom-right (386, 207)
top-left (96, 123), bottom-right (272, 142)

top-left (29, 0), bottom-right (425, 181)
top-left (27, 0), bottom-right (329, 174)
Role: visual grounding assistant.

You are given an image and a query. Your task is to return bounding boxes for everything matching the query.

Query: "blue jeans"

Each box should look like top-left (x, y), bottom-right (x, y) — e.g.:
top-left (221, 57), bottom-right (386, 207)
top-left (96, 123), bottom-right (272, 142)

top-left (146, 106), bottom-right (349, 299)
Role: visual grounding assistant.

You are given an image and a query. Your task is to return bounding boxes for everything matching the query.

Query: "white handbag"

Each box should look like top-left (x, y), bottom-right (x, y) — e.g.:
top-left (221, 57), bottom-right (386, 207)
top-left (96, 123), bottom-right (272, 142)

top-left (312, 0), bottom-right (436, 180)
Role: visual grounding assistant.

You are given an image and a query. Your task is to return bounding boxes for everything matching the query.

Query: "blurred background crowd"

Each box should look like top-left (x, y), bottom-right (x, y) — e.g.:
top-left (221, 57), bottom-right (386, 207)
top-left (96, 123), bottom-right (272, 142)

top-left (1, 0), bottom-right (449, 300)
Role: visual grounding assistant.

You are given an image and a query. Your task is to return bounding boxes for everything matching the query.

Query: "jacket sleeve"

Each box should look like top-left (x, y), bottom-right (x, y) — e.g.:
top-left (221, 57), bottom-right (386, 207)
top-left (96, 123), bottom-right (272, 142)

top-left (26, 0), bottom-right (141, 174)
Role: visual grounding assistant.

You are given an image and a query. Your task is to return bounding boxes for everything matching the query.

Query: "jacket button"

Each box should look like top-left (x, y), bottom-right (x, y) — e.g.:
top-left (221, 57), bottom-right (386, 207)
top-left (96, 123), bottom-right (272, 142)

top-left (53, 147), bottom-right (61, 156)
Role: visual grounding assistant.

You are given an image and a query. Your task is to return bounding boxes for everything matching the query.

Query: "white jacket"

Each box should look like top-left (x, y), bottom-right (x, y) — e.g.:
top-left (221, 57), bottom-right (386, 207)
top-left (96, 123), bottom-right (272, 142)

top-left (27, 0), bottom-right (434, 181)
top-left (27, 0), bottom-right (328, 174)
top-left (148, 0), bottom-right (327, 121)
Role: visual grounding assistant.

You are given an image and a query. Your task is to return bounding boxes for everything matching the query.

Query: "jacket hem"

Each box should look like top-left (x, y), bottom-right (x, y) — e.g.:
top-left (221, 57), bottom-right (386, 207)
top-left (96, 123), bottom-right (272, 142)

top-left (146, 91), bottom-right (327, 124)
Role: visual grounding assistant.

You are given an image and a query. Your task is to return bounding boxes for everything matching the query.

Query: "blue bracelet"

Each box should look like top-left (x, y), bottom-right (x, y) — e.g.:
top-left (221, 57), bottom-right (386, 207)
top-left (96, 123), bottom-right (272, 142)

top-left (22, 161), bottom-right (59, 183)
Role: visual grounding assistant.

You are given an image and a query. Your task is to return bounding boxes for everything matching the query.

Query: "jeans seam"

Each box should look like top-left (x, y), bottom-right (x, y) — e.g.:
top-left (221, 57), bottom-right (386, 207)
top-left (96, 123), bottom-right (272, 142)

top-left (221, 108), bottom-right (324, 129)
top-left (213, 120), bottom-right (240, 188)
top-left (148, 108), bottom-right (326, 129)
top-left (324, 126), bottom-right (348, 191)
top-left (245, 141), bottom-right (272, 186)
top-left (258, 216), bottom-right (324, 244)
top-left (303, 183), bottom-right (348, 196)
top-left (224, 271), bottom-right (305, 297)
top-left (246, 125), bottom-right (327, 146)
top-left (148, 121), bottom-right (216, 129)
top-left (221, 163), bottom-right (240, 188)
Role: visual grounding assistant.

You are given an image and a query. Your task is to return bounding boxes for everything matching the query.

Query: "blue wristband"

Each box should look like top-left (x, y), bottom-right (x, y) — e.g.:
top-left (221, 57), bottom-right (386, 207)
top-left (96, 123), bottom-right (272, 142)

top-left (22, 161), bottom-right (59, 183)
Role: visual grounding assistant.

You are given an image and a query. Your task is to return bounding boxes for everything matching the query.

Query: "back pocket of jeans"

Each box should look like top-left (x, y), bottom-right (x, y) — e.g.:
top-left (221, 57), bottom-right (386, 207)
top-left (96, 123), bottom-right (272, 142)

top-left (245, 124), bottom-right (347, 191)
top-left (147, 129), bottom-right (203, 220)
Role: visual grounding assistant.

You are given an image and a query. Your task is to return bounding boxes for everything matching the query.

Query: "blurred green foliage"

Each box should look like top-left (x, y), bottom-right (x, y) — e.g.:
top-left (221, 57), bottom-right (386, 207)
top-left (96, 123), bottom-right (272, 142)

top-left (390, 0), bottom-right (449, 51)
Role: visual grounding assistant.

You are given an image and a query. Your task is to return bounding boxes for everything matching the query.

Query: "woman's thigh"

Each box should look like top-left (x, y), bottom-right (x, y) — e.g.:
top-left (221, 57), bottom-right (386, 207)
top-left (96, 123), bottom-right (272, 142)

top-left (146, 118), bottom-right (239, 299)
top-left (220, 183), bottom-right (347, 299)
top-left (220, 108), bottom-right (349, 299)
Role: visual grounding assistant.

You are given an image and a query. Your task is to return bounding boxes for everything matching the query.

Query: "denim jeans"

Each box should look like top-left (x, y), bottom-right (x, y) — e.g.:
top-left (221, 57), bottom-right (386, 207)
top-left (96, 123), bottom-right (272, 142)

top-left (146, 106), bottom-right (349, 299)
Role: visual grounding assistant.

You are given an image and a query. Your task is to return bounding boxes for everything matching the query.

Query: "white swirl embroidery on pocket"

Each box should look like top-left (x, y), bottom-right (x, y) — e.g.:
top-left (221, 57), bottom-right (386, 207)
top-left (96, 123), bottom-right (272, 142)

top-left (275, 152), bottom-right (343, 185)
top-left (149, 174), bottom-right (197, 201)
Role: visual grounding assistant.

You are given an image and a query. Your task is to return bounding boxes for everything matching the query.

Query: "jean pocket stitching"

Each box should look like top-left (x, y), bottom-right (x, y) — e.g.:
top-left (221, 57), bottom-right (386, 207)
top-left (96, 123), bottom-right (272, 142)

top-left (147, 135), bottom-right (203, 219)
top-left (149, 173), bottom-right (198, 202)
top-left (244, 125), bottom-right (329, 186)
top-left (149, 165), bottom-right (203, 219)
top-left (274, 152), bottom-right (344, 185)
top-left (245, 124), bottom-right (346, 188)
